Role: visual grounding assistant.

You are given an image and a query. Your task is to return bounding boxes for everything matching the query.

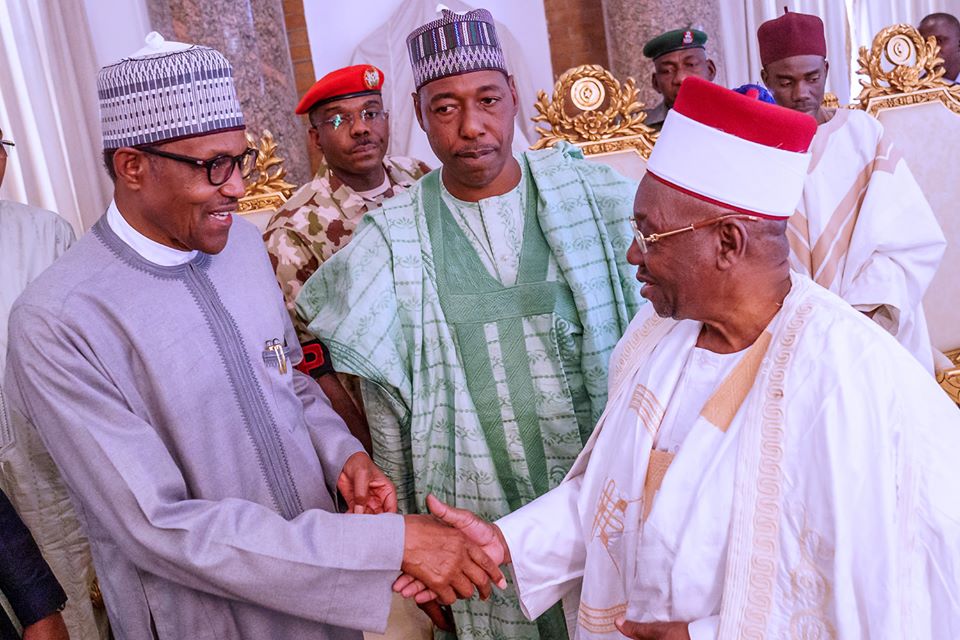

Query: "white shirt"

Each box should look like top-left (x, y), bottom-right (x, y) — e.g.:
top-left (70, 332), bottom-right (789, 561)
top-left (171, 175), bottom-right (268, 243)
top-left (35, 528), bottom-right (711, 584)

top-left (106, 201), bottom-right (197, 266)
top-left (655, 346), bottom-right (745, 454)
top-left (352, 173), bottom-right (392, 202)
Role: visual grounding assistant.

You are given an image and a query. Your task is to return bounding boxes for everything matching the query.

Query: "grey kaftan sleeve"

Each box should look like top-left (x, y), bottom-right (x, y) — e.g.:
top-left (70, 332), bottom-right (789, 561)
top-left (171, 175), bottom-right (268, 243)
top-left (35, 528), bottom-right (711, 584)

top-left (290, 368), bottom-right (364, 493)
top-left (4, 304), bottom-right (404, 630)
top-left (283, 298), bottom-right (366, 495)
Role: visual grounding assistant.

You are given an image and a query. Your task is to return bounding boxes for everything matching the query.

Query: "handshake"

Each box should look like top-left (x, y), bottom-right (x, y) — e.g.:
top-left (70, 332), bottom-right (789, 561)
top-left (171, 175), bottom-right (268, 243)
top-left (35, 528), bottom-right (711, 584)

top-left (396, 494), bottom-right (512, 606)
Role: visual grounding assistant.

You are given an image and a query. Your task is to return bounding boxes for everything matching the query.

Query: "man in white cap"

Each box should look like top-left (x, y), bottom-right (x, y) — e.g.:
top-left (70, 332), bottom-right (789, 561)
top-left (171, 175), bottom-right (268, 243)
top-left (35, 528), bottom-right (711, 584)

top-left (394, 76), bottom-right (960, 639)
top-left (758, 10), bottom-right (945, 372)
top-left (4, 33), bottom-right (504, 640)
top-left (297, 7), bottom-right (643, 639)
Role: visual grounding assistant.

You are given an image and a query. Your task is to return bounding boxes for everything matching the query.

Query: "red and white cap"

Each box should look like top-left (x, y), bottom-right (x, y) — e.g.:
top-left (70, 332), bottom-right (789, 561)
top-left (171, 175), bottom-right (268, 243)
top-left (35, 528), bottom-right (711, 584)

top-left (646, 76), bottom-right (818, 219)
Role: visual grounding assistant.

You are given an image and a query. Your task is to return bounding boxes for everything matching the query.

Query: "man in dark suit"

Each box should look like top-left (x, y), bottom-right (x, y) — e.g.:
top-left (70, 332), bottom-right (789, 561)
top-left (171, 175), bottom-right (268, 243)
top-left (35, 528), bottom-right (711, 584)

top-left (0, 489), bottom-right (67, 640)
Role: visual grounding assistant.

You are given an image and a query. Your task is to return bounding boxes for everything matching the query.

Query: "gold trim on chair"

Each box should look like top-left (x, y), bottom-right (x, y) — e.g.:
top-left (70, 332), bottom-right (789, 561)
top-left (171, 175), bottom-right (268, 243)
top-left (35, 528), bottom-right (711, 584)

top-left (531, 64), bottom-right (657, 159)
top-left (937, 351), bottom-right (960, 405)
top-left (856, 24), bottom-right (960, 112)
top-left (240, 129), bottom-right (295, 215)
top-left (855, 25), bottom-right (960, 404)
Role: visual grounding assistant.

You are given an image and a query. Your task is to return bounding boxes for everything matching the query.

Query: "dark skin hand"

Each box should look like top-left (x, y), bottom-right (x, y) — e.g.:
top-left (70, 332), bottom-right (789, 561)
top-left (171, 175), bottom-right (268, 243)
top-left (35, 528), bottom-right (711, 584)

top-left (615, 618), bottom-right (691, 640)
top-left (417, 600), bottom-right (456, 632)
top-left (22, 612), bottom-right (69, 640)
top-left (394, 494), bottom-right (510, 604)
top-left (336, 451), bottom-right (397, 514)
top-left (400, 510), bottom-right (507, 606)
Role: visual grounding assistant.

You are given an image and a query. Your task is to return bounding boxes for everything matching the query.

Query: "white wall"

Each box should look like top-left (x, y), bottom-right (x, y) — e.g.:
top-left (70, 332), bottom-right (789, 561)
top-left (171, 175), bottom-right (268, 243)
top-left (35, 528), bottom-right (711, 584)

top-left (83, 0), bottom-right (151, 67)
top-left (304, 0), bottom-right (554, 98)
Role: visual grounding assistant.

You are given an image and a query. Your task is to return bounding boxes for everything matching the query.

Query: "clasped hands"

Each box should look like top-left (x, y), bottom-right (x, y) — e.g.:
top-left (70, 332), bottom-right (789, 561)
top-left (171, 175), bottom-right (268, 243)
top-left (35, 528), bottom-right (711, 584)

top-left (391, 495), bottom-right (692, 640)
top-left (337, 456), bottom-right (507, 606)
top-left (339, 456), bottom-right (689, 639)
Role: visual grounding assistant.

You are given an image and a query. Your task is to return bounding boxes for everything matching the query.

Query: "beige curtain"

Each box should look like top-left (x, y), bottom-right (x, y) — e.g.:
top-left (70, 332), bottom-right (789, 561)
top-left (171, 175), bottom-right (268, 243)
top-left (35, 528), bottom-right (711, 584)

top-left (0, 0), bottom-right (110, 235)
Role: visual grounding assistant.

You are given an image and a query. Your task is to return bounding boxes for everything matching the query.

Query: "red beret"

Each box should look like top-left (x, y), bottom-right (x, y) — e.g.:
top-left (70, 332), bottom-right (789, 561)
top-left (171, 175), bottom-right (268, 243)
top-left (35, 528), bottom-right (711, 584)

top-left (757, 10), bottom-right (826, 67)
top-left (295, 64), bottom-right (385, 115)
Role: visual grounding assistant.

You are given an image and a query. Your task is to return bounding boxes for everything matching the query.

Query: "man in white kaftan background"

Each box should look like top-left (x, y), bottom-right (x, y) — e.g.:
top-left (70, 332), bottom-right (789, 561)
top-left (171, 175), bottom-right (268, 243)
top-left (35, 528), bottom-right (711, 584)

top-left (758, 10), bottom-right (946, 371)
top-left (394, 77), bottom-right (960, 640)
top-left (0, 130), bottom-right (108, 640)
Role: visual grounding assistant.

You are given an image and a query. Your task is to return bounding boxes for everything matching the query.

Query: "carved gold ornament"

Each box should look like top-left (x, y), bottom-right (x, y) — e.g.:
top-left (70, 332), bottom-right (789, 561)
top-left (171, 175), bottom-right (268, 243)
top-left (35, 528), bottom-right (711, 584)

top-left (571, 76), bottom-right (606, 111)
top-left (240, 129), bottom-right (294, 215)
top-left (532, 65), bottom-right (657, 157)
top-left (90, 576), bottom-right (104, 609)
top-left (856, 24), bottom-right (951, 104)
top-left (243, 129), bottom-right (295, 198)
top-left (938, 350), bottom-right (960, 405)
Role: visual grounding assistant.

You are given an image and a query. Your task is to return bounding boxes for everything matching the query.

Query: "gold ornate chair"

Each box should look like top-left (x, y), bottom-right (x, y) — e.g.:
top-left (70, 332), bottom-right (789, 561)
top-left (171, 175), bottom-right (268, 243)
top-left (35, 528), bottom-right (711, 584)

top-left (240, 130), bottom-right (295, 231)
top-left (531, 65), bottom-right (657, 181)
top-left (854, 25), bottom-right (960, 401)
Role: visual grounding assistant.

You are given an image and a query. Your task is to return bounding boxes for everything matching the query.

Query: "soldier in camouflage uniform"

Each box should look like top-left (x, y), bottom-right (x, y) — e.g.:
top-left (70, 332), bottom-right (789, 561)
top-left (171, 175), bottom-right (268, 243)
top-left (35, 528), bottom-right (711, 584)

top-left (264, 158), bottom-right (428, 340)
top-left (264, 64), bottom-right (429, 342)
top-left (264, 63), bottom-right (436, 640)
top-left (263, 65), bottom-right (430, 455)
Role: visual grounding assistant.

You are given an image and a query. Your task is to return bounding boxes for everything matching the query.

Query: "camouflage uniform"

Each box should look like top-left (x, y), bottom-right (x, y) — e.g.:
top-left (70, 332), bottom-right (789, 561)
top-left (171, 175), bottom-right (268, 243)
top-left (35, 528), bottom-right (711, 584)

top-left (264, 155), bottom-right (429, 341)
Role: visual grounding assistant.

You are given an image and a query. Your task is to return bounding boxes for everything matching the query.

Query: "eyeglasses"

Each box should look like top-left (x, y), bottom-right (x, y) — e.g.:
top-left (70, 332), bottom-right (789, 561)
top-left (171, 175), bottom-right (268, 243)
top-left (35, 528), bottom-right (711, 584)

top-left (137, 146), bottom-right (258, 186)
top-left (629, 213), bottom-right (759, 253)
top-left (316, 109), bottom-right (389, 131)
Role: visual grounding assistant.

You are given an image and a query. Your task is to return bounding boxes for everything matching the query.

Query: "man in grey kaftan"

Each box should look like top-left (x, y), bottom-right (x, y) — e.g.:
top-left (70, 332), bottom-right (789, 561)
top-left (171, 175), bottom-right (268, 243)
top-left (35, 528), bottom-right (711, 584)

top-left (4, 33), bottom-right (503, 640)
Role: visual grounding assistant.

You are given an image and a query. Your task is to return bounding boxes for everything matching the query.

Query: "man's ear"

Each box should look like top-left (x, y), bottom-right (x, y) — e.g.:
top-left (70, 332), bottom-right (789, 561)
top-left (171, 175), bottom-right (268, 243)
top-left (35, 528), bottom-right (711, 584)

top-left (651, 72), bottom-right (662, 95)
top-left (716, 219), bottom-right (748, 270)
top-left (113, 148), bottom-right (148, 191)
top-left (823, 59), bottom-right (830, 78)
top-left (507, 74), bottom-right (520, 117)
top-left (412, 91), bottom-right (426, 132)
top-left (706, 59), bottom-right (717, 81)
top-left (308, 126), bottom-right (324, 154)
top-left (760, 67), bottom-right (769, 87)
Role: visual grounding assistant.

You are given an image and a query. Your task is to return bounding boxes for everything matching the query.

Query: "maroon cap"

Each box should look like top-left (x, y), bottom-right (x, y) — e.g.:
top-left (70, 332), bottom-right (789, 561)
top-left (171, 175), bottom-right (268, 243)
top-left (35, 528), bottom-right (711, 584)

top-left (757, 10), bottom-right (826, 67)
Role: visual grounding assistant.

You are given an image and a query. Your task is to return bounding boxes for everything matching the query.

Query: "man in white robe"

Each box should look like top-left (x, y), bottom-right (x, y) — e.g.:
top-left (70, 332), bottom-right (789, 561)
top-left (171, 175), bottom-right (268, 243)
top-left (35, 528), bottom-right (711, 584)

top-left (759, 10), bottom-right (946, 371)
top-left (0, 131), bottom-right (108, 640)
top-left (392, 76), bottom-right (960, 639)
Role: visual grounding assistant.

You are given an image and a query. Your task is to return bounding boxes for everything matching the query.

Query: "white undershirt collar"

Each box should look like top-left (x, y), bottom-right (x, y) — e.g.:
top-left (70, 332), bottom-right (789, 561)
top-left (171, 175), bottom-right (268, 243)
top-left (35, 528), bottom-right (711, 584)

top-left (106, 200), bottom-right (197, 266)
top-left (352, 173), bottom-right (392, 201)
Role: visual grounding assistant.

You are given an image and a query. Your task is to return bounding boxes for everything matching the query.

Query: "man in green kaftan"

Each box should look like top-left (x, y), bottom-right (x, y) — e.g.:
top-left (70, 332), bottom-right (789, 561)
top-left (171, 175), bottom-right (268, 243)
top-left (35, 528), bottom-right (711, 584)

top-left (296, 8), bottom-right (644, 639)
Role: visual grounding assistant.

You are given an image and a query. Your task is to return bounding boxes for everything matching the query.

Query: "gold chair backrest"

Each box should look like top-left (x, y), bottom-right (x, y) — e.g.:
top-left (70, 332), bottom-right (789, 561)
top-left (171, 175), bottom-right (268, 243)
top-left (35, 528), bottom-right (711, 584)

top-left (531, 65), bottom-right (657, 181)
top-left (240, 130), bottom-right (296, 231)
top-left (854, 24), bottom-right (960, 401)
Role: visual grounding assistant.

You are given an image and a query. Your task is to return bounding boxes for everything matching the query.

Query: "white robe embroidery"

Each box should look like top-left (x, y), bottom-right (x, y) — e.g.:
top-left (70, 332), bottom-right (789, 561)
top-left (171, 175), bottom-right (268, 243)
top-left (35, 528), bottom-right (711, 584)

top-left (499, 273), bottom-right (960, 639)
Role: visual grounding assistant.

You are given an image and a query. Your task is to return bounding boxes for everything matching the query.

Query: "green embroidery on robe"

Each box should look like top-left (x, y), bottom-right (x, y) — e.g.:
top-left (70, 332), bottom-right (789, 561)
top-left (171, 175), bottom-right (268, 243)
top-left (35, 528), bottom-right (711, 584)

top-left (297, 142), bottom-right (644, 640)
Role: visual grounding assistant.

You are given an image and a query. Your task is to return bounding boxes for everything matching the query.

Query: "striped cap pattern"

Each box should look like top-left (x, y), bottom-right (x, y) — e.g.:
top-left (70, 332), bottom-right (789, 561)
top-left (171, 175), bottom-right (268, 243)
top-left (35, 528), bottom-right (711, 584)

top-left (98, 41), bottom-right (244, 149)
top-left (406, 8), bottom-right (506, 89)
